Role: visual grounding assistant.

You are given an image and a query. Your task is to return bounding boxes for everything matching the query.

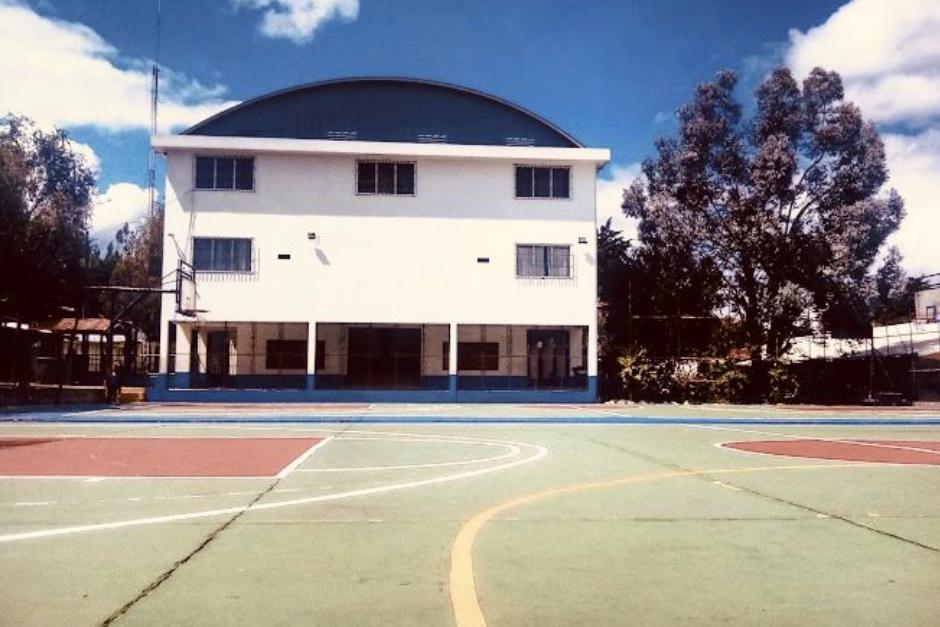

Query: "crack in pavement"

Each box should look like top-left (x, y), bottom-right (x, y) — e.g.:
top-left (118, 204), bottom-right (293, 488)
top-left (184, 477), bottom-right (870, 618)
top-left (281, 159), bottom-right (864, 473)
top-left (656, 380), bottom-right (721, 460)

top-left (97, 425), bottom-right (353, 626)
top-left (551, 427), bottom-right (939, 553)
top-left (97, 476), bottom-right (281, 627)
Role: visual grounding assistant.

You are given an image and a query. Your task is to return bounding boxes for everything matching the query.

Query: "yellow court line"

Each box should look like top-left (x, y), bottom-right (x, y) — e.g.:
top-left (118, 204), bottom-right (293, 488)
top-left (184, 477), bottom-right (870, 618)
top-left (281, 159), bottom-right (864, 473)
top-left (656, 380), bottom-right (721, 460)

top-left (449, 462), bottom-right (864, 627)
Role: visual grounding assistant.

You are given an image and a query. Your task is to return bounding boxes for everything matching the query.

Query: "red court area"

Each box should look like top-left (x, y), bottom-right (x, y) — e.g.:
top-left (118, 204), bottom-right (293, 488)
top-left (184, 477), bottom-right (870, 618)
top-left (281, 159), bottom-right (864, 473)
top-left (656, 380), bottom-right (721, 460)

top-left (0, 437), bottom-right (323, 477)
top-left (722, 439), bottom-right (940, 466)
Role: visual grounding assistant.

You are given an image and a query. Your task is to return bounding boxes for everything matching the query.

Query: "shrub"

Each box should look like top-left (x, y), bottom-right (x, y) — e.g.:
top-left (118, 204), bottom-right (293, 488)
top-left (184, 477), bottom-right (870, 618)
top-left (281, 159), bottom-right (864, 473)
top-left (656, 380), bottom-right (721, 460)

top-left (617, 349), bottom-right (678, 402)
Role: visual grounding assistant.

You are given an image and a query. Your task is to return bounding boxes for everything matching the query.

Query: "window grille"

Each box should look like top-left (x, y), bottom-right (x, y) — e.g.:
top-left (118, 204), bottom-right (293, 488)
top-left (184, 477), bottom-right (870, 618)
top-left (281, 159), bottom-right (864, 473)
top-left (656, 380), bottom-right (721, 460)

top-left (193, 238), bottom-right (253, 272)
top-left (516, 244), bottom-right (572, 278)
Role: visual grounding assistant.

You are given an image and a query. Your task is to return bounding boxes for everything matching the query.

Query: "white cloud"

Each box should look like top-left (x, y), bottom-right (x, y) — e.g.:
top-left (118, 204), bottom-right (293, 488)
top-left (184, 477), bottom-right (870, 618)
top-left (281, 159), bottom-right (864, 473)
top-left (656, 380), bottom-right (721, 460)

top-left (882, 129), bottom-right (940, 273)
top-left (652, 111), bottom-right (671, 126)
top-left (234, 0), bottom-right (358, 44)
top-left (786, 0), bottom-right (940, 125)
top-left (0, 1), bottom-right (238, 131)
top-left (785, 0), bottom-right (940, 274)
top-left (91, 182), bottom-right (150, 238)
top-left (596, 163), bottom-right (642, 240)
top-left (68, 139), bottom-right (100, 174)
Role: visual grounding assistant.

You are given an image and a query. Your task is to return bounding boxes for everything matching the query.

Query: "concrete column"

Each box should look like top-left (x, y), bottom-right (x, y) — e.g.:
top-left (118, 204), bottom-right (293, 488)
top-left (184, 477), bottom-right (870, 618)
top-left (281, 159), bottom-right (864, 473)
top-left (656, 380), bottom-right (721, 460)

top-left (448, 322), bottom-right (458, 394)
top-left (587, 320), bottom-right (599, 401)
top-left (174, 323), bottom-right (190, 373)
top-left (306, 321), bottom-right (317, 390)
top-left (158, 319), bottom-right (171, 375)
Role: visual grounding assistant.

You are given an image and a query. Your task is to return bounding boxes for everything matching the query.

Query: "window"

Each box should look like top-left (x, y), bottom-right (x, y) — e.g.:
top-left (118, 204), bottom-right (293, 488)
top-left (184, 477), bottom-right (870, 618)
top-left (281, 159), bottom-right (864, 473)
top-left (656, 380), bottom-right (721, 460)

top-left (514, 166), bottom-right (570, 198)
top-left (192, 238), bottom-right (252, 272)
top-left (516, 245), bottom-right (571, 278)
top-left (194, 156), bottom-right (254, 190)
top-left (266, 340), bottom-right (307, 370)
top-left (443, 342), bottom-right (500, 371)
top-left (357, 161), bottom-right (415, 195)
top-left (927, 305), bottom-right (937, 321)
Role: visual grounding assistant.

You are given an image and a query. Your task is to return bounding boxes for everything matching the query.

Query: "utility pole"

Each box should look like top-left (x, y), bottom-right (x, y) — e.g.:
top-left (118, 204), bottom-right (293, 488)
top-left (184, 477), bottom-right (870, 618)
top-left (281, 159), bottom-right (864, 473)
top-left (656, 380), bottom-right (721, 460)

top-left (147, 0), bottom-right (162, 217)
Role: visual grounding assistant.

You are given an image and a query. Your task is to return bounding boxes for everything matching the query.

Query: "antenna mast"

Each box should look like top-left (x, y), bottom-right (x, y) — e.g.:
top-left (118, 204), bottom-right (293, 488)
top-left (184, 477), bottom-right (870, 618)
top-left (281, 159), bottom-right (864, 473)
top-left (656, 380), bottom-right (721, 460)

top-left (147, 0), bottom-right (162, 217)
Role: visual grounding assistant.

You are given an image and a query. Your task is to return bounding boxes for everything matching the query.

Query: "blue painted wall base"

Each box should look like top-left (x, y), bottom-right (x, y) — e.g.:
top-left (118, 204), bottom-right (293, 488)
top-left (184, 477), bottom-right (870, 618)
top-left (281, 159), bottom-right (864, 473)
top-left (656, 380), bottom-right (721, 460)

top-left (146, 375), bottom-right (597, 404)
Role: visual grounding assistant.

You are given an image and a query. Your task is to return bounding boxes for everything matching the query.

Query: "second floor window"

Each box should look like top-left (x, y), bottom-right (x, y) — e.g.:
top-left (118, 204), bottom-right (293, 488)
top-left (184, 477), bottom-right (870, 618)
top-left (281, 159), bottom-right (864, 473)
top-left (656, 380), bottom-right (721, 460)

top-left (193, 237), bottom-right (252, 272)
top-left (516, 244), bottom-right (571, 278)
top-left (195, 156), bottom-right (254, 191)
top-left (515, 165), bottom-right (570, 198)
top-left (357, 161), bottom-right (415, 195)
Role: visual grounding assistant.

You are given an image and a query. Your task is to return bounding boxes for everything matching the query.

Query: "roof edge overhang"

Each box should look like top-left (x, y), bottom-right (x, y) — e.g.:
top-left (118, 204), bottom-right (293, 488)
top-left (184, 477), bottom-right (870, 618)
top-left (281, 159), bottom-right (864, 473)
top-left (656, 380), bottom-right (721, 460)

top-left (151, 135), bottom-right (611, 165)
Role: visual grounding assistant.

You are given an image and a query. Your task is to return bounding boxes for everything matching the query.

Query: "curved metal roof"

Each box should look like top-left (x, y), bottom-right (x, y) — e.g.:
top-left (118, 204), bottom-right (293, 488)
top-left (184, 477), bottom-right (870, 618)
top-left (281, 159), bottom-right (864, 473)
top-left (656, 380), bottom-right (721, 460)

top-left (183, 77), bottom-right (582, 148)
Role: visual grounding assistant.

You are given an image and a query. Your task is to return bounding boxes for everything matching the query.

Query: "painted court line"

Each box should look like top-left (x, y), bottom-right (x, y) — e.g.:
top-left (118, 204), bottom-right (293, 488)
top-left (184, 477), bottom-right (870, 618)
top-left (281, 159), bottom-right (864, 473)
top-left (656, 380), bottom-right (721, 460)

top-left (297, 437), bottom-right (520, 472)
top-left (276, 436), bottom-right (332, 478)
top-left (449, 462), bottom-right (865, 627)
top-left (0, 432), bottom-right (547, 544)
top-left (7, 414), bottom-right (940, 425)
top-left (692, 424), bottom-right (940, 460)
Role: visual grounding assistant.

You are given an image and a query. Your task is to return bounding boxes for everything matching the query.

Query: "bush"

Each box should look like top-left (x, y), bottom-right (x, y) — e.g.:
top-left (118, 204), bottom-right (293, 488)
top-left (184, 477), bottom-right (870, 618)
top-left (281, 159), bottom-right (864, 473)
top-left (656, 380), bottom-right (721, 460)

top-left (617, 349), bottom-right (678, 402)
top-left (707, 360), bottom-right (749, 403)
top-left (767, 361), bottom-right (799, 403)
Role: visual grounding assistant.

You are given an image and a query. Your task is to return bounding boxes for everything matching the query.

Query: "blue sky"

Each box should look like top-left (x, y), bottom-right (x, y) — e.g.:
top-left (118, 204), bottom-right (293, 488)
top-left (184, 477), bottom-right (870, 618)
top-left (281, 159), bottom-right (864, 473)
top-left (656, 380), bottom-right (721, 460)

top-left (1, 0), bottom-right (937, 271)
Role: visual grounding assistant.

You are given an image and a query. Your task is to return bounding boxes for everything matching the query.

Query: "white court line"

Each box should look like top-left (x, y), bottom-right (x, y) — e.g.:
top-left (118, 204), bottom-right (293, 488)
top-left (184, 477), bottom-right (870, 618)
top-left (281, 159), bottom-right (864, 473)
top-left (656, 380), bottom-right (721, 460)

top-left (297, 440), bottom-right (520, 472)
top-left (275, 436), bottom-right (333, 479)
top-left (0, 429), bottom-right (519, 480)
top-left (694, 424), bottom-right (940, 457)
top-left (712, 440), bottom-right (940, 469)
top-left (0, 432), bottom-right (547, 544)
top-left (0, 474), bottom-right (275, 481)
top-left (692, 424), bottom-right (940, 468)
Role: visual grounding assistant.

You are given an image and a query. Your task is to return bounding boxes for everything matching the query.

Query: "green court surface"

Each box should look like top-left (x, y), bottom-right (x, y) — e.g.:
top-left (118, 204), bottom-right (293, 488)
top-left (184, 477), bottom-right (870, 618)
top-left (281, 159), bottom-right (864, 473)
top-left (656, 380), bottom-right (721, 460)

top-left (0, 403), bottom-right (938, 626)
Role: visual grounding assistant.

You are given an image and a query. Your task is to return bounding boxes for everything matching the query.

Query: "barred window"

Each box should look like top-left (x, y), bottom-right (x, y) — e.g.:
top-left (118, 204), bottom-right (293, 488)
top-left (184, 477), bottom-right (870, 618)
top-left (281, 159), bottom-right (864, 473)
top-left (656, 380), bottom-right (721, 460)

top-left (516, 245), bottom-right (571, 278)
top-left (195, 156), bottom-right (254, 190)
top-left (192, 238), bottom-right (252, 272)
top-left (357, 161), bottom-right (415, 195)
top-left (514, 166), bottom-right (570, 198)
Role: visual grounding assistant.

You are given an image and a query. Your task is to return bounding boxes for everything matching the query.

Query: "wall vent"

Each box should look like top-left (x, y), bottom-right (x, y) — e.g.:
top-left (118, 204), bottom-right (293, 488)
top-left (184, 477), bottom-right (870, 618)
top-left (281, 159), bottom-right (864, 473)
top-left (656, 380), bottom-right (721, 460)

top-left (417, 133), bottom-right (448, 143)
top-left (505, 136), bottom-right (535, 146)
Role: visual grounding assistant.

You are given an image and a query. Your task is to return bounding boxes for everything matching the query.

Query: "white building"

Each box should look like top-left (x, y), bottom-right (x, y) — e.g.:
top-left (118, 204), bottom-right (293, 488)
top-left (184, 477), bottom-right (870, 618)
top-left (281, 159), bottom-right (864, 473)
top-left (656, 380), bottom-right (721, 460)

top-left (150, 78), bottom-right (609, 402)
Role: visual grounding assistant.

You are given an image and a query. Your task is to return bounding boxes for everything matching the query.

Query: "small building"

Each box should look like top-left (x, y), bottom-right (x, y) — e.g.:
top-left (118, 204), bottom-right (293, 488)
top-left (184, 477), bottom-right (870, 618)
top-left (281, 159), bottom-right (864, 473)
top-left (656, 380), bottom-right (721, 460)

top-left (151, 77), bottom-right (610, 402)
top-left (915, 286), bottom-right (940, 322)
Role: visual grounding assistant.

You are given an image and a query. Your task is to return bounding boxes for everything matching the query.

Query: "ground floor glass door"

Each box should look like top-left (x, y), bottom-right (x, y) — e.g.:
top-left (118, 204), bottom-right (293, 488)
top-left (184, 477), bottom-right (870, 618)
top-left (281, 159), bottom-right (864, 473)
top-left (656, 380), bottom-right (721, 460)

top-left (527, 330), bottom-right (569, 388)
top-left (206, 330), bottom-right (231, 385)
top-left (347, 327), bottom-right (421, 388)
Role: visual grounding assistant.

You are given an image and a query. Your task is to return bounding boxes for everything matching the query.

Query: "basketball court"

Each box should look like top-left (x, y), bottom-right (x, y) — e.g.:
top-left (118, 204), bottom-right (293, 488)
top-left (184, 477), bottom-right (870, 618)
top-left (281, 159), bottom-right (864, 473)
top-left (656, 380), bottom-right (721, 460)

top-left (1, 403), bottom-right (938, 626)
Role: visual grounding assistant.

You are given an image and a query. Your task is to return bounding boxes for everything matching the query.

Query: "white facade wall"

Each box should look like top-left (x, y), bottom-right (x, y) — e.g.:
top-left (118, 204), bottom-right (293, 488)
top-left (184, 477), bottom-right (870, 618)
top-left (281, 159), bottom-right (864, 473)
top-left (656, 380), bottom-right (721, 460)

top-left (156, 139), bottom-right (607, 379)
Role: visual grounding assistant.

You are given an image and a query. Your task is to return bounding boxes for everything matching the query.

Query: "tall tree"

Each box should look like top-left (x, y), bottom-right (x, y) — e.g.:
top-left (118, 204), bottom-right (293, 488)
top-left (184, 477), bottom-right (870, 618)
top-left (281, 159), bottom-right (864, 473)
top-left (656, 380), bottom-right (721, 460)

top-left (869, 246), bottom-right (921, 325)
top-left (623, 68), bottom-right (903, 382)
top-left (109, 206), bottom-right (164, 339)
top-left (597, 217), bottom-right (723, 399)
top-left (0, 115), bottom-right (97, 319)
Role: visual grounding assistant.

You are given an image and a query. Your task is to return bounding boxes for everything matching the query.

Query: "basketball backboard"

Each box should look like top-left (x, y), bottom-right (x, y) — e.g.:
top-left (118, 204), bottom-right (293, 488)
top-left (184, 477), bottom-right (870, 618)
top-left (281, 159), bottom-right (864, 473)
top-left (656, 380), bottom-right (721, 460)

top-left (175, 260), bottom-right (197, 316)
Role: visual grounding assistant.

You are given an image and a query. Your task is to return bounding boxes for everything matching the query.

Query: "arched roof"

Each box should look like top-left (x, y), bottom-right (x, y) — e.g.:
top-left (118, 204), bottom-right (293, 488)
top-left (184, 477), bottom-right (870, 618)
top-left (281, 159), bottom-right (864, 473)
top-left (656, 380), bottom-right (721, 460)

top-left (183, 77), bottom-right (582, 148)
